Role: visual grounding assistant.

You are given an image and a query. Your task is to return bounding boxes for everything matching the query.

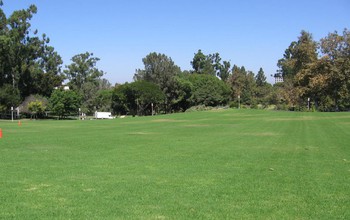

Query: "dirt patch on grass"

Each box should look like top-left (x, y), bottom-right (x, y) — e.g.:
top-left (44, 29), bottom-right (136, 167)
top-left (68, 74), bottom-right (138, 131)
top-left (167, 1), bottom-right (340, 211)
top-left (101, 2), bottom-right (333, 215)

top-left (183, 124), bottom-right (209, 127)
top-left (128, 132), bottom-right (157, 135)
top-left (83, 188), bottom-right (95, 192)
top-left (152, 119), bottom-right (177, 122)
top-left (240, 132), bottom-right (279, 136)
top-left (224, 113), bottom-right (265, 117)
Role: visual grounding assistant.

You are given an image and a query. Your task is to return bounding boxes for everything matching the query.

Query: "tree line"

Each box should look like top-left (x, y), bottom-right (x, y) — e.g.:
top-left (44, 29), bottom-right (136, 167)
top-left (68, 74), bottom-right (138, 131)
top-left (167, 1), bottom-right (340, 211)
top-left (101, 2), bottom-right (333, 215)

top-left (276, 30), bottom-right (350, 111)
top-left (1, 4), bottom-right (349, 119)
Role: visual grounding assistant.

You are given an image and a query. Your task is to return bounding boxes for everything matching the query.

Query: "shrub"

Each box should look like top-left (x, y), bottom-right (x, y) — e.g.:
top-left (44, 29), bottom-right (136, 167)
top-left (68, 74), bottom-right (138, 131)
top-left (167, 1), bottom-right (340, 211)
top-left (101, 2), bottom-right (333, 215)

top-left (185, 105), bottom-right (213, 112)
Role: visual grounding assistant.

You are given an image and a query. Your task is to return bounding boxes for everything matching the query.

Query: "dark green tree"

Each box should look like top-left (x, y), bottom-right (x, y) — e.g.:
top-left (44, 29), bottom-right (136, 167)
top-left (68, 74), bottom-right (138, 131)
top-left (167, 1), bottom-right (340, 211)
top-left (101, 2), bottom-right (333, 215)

top-left (133, 81), bottom-right (165, 115)
top-left (0, 84), bottom-right (20, 112)
top-left (185, 74), bottom-right (230, 106)
top-left (0, 3), bottom-right (64, 110)
top-left (112, 81), bottom-right (165, 116)
top-left (255, 68), bottom-right (267, 87)
top-left (218, 60), bottom-right (231, 81)
top-left (191, 50), bottom-right (231, 80)
top-left (170, 75), bottom-right (193, 112)
top-left (49, 89), bottom-right (81, 119)
top-left (111, 83), bottom-right (130, 116)
top-left (191, 49), bottom-right (207, 74)
top-left (133, 52), bottom-right (181, 113)
top-left (254, 67), bottom-right (272, 107)
top-left (94, 89), bottom-right (113, 112)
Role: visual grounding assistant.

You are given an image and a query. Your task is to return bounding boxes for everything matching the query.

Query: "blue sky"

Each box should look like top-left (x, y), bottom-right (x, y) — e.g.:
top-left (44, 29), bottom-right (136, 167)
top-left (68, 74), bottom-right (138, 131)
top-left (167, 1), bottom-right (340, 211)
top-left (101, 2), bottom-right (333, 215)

top-left (2, 0), bottom-right (350, 84)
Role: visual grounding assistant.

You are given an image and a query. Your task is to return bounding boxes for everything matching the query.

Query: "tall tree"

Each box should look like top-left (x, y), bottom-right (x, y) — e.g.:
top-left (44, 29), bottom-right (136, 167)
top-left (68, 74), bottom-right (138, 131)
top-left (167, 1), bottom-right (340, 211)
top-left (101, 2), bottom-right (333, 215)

top-left (191, 49), bottom-right (206, 74)
top-left (218, 60), bottom-right (231, 81)
top-left (5, 4), bottom-right (39, 91)
top-left (0, 3), bottom-right (63, 110)
top-left (307, 29), bottom-right (350, 110)
top-left (228, 66), bottom-right (259, 106)
top-left (191, 50), bottom-right (230, 79)
top-left (277, 31), bottom-right (318, 80)
top-left (277, 31), bottom-right (318, 109)
top-left (255, 67), bottom-right (267, 87)
top-left (64, 52), bottom-right (104, 91)
top-left (293, 29), bottom-right (350, 111)
top-left (36, 41), bottom-right (64, 97)
top-left (64, 52), bottom-right (105, 114)
top-left (255, 68), bottom-right (272, 106)
top-left (228, 65), bottom-right (246, 102)
top-left (133, 52), bottom-right (181, 113)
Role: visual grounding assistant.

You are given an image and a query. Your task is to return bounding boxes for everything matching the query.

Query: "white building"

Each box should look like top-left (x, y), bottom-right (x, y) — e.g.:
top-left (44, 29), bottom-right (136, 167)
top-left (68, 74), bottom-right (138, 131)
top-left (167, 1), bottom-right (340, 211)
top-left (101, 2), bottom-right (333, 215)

top-left (274, 76), bottom-right (284, 84)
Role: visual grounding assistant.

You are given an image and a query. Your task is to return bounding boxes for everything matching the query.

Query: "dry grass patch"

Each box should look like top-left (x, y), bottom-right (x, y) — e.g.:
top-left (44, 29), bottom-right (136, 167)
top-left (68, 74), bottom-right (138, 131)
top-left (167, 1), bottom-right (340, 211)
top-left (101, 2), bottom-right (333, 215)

top-left (183, 124), bottom-right (209, 127)
top-left (224, 113), bottom-right (264, 117)
top-left (24, 183), bottom-right (50, 192)
top-left (152, 119), bottom-right (177, 122)
top-left (239, 132), bottom-right (279, 137)
top-left (127, 131), bottom-right (157, 135)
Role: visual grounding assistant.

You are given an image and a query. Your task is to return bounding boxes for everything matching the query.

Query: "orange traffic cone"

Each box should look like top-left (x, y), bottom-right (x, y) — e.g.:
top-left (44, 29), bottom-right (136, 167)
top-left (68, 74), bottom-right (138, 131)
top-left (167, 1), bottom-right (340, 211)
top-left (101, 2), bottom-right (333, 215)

top-left (0, 128), bottom-right (2, 138)
top-left (18, 120), bottom-right (21, 126)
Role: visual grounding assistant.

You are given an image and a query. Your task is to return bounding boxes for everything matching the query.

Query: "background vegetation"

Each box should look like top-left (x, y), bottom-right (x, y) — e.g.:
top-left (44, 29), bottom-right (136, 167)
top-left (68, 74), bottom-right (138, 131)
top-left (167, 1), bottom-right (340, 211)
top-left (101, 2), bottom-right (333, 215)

top-left (1, 3), bottom-right (349, 119)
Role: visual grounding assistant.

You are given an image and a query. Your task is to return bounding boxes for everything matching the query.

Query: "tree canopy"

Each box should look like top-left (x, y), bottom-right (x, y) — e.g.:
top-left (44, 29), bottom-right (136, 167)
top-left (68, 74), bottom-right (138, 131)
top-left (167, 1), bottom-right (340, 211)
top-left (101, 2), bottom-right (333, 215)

top-left (0, 3), bottom-right (63, 112)
top-left (277, 29), bottom-right (350, 111)
top-left (1, 2), bottom-right (349, 118)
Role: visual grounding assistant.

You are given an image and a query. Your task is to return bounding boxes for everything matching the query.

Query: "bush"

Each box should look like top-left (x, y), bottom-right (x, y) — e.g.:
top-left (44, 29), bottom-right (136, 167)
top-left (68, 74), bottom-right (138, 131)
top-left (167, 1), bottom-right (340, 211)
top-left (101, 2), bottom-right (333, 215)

top-left (20, 94), bottom-right (49, 118)
top-left (276, 103), bottom-right (289, 111)
top-left (185, 105), bottom-right (213, 112)
top-left (229, 101), bottom-right (238, 109)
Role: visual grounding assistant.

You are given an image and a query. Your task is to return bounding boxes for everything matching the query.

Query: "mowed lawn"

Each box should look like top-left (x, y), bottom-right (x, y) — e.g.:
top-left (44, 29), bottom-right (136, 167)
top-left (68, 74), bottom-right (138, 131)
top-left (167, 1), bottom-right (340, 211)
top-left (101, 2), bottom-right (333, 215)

top-left (0, 109), bottom-right (349, 219)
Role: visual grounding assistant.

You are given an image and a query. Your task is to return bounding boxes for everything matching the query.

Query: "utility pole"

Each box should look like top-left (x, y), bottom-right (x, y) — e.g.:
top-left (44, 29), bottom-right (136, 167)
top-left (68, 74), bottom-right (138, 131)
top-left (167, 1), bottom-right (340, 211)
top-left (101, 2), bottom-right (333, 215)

top-left (151, 103), bottom-right (154, 116)
top-left (11, 106), bottom-right (14, 122)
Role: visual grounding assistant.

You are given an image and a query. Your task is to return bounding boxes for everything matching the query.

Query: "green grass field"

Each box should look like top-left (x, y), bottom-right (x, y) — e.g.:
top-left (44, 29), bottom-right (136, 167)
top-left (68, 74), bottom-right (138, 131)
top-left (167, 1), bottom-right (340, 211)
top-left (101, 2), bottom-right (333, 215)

top-left (0, 109), bottom-right (349, 219)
